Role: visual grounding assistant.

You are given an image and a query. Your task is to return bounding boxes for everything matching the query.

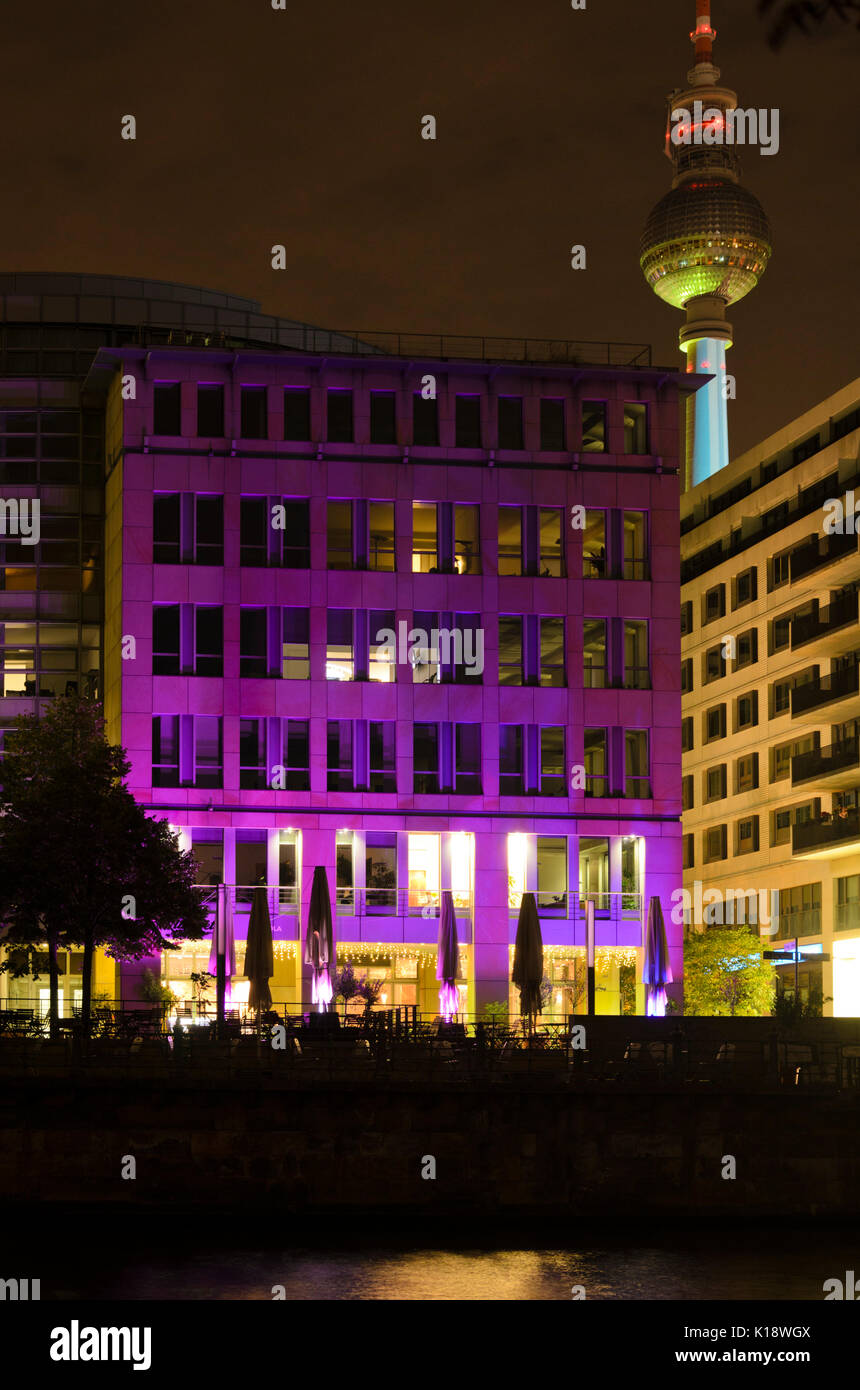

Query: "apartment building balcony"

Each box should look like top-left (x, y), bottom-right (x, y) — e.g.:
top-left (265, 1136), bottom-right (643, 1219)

top-left (793, 809), bottom-right (860, 860)
top-left (791, 662), bottom-right (860, 722)
top-left (791, 590), bottom-right (859, 656)
top-left (792, 736), bottom-right (860, 791)
top-left (790, 530), bottom-right (857, 584)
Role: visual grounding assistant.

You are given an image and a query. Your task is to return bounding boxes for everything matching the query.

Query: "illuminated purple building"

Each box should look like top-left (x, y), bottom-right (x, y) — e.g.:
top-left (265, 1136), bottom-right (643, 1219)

top-left (84, 316), bottom-right (692, 1018)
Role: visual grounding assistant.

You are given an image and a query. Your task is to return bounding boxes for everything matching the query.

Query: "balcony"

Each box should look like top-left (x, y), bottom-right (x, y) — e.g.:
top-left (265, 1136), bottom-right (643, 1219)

top-left (791, 662), bottom-right (860, 721)
top-left (835, 902), bottom-right (860, 933)
top-left (793, 809), bottom-right (860, 860)
top-left (791, 590), bottom-right (859, 655)
top-left (791, 736), bottom-right (860, 791)
top-left (790, 530), bottom-right (857, 584)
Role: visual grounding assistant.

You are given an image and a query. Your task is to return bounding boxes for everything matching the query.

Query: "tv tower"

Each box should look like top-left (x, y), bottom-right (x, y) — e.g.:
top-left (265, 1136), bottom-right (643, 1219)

top-left (640, 1), bottom-right (772, 487)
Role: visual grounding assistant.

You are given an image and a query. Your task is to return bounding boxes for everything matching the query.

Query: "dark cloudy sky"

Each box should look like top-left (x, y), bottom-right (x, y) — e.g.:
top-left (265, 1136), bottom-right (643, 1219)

top-left (3, 0), bottom-right (858, 455)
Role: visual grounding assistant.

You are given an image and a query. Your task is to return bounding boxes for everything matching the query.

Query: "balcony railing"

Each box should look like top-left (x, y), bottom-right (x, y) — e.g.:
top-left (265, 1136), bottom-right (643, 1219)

top-left (793, 810), bottom-right (860, 856)
top-left (335, 888), bottom-right (473, 920)
top-left (774, 907), bottom-right (822, 940)
top-left (792, 737), bottom-right (860, 786)
top-left (835, 902), bottom-right (860, 933)
top-left (193, 884), bottom-right (299, 914)
top-left (791, 591), bottom-right (859, 650)
top-left (790, 530), bottom-right (857, 583)
top-left (791, 662), bottom-right (860, 717)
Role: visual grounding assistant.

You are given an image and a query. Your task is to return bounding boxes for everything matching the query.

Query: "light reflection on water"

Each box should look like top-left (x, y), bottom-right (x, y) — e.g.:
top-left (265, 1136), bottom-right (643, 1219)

top-left (46, 1232), bottom-right (854, 1301)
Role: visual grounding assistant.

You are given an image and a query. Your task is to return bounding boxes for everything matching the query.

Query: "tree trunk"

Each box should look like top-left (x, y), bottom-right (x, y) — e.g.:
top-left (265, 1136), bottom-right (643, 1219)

top-left (81, 938), bottom-right (94, 1041)
top-left (47, 931), bottom-right (60, 1043)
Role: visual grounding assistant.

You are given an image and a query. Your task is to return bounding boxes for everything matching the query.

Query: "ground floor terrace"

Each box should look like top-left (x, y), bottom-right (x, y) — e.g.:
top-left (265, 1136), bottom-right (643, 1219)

top-left (0, 814), bottom-right (682, 1022)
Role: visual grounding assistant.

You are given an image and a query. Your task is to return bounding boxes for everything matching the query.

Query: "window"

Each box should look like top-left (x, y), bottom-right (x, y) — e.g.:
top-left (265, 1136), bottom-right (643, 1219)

top-left (777, 881), bottom-right (821, 939)
top-left (368, 502), bottom-right (395, 571)
top-left (705, 705), bottom-right (726, 742)
top-left (735, 816), bottom-right (759, 855)
top-left (579, 836), bottom-right (609, 904)
top-left (413, 723), bottom-right (439, 794)
top-left (192, 833), bottom-right (223, 885)
top-left (284, 387), bottom-right (311, 441)
top-left (681, 716), bottom-right (693, 752)
top-left (683, 833), bottom-right (695, 870)
top-left (408, 833), bottom-right (440, 912)
top-left (682, 775), bottom-right (694, 811)
top-left (704, 585), bottom-right (726, 624)
top-left (735, 753), bottom-right (759, 793)
top-left (623, 512), bottom-right (648, 580)
top-left (282, 499), bottom-right (310, 568)
top-left (153, 606), bottom-right (180, 675)
top-left (769, 550), bottom-right (791, 591)
top-left (771, 808), bottom-right (792, 846)
top-left (771, 679), bottom-right (791, 716)
top-left (410, 611), bottom-right (438, 684)
top-left (497, 397), bottom-right (524, 450)
top-left (194, 716), bottom-right (222, 788)
top-left (770, 734), bottom-right (817, 784)
top-left (455, 395), bottom-right (481, 448)
top-left (366, 833), bottom-right (397, 911)
top-left (282, 719), bottom-right (310, 790)
top-left (581, 401), bottom-right (606, 452)
top-left (537, 837), bottom-right (567, 910)
top-left (195, 607), bottom-right (223, 677)
top-left (153, 493), bottom-right (180, 565)
top-left (240, 498), bottom-right (268, 567)
top-left (770, 612), bottom-right (792, 653)
top-left (706, 765), bottom-right (727, 802)
top-left (540, 727), bottom-right (565, 796)
top-left (370, 391), bottom-right (397, 444)
top-left (153, 383), bottom-right (181, 435)
top-left (704, 825), bottom-right (727, 864)
top-left (413, 503), bottom-right (438, 573)
top-left (369, 721), bottom-right (396, 792)
top-left (681, 658), bottom-right (693, 694)
top-left (735, 691), bottom-right (758, 731)
top-left (539, 398), bottom-right (565, 451)
top-left (704, 645), bottom-right (725, 683)
top-left (735, 628), bottom-right (758, 669)
top-left (539, 509), bottom-right (564, 577)
top-left (498, 616), bottom-right (523, 685)
top-left (623, 620), bottom-right (650, 689)
top-left (327, 390), bottom-right (353, 442)
top-left (239, 719), bottom-right (267, 789)
top-left (282, 609), bottom-right (310, 679)
top-left (680, 601), bottom-right (693, 636)
top-left (195, 496), bottom-right (223, 565)
top-left (835, 875), bottom-right (860, 933)
top-left (240, 386), bottom-right (267, 439)
top-left (326, 610), bottom-right (354, 681)
top-left (583, 619), bottom-right (607, 689)
top-left (499, 725), bottom-right (524, 794)
top-left (734, 567), bottom-right (757, 608)
top-left (625, 730), bottom-right (650, 798)
top-left (454, 724), bottom-right (481, 793)
top-left (369, 610), bottom-right (396, 683)
top-left (584, 728), bottom-right (608, 797)
top-left (454, 505), bottom-right (481, 575)
top-left (540, 618), bottom-right (565, 687)
top-left (327, 501), bottom-right (353, 569)
top-left (498, 508), bottom-right (522, 576)
top-left (197, 385), bottom-right (224, 437)
top-left (623, 403), bottom-right (648, 454)
top-left (582, 510), bottom-right (606, 577)
top-left (413, 393), bottom-right (438, 445)
top-left (152, 715), bottom-right (179, 786)
top-left (327, 720), bottom-right (353, 791)
top-left (240, 608), bottom-right (267, 678)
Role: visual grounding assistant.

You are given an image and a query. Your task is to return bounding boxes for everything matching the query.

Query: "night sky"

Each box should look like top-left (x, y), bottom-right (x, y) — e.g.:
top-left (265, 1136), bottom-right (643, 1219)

top-left (4, 0), bottom-right (858, 455)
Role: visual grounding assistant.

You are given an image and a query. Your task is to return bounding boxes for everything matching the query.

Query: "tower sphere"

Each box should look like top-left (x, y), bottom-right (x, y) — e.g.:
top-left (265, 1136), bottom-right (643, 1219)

top-left (640, 178), bottom-right (772, 310)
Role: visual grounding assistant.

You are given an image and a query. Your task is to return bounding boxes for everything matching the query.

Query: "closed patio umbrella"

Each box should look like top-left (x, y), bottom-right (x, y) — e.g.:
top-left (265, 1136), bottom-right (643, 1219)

top-left (436, 889), bottom-right (461, 1020)
top-left (244, 880), bottom-right (274, 1013)
top-left (209, 884), bottom-right (236, 1035)
top-left (305, 865), bottom-right (334, 1012)
top-left (643, 895), bottom-right (673, 1017)
top-left (512, 891), bottom-right (544, 1034)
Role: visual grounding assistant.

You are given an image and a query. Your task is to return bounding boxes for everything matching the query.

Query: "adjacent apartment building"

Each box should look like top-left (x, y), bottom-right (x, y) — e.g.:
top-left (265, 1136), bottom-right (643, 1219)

top-left (681, 377), bottom-right (860, 1016)
top-left (0, 273), bottom-right (693, 1018)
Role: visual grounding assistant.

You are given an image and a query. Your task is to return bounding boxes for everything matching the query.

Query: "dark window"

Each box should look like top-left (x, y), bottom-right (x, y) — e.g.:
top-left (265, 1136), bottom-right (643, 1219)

top-left (498, 508), bottom-right (522, 575)
top-left (153, 493), bottom-right (180, 564)
top-left (153, 606), bottom-right (180, 675)
top-left (681, 658), bottom-right (693, 694)
top-left (240, 608), bottom-right (268, 678)
top-left (735, 691), bottom-right (758, 731)
top-left (704, 645), bottom-right (725, 682)
top-left (152, 716), bottom-right (179, 786)
top-left (682, 775), bottom-right (694, 811)
top-left (705, 705), bottom-right (726, 742)
top-left (498, 616), bottom-right (523, 685)
top-left (540, 617), bottom-right (565, 687)
top-left (735, 753), bottom-right (759, 793)
top-left (683, 833), bottom-right (694, 870)
top-left (704, 825), bottom-right (727, 863)
top-left (455, 395), bottom-right (482, 448)
top-left (625, 730), bottom-right (650, 798)
top-left (413, 394), bottom-right (439, 445)
top-left (284, 720), bottom-right (310, 790)
top-left (497, 397), bottom-right (524, 450)
top-left (454, 724), bottom-right (481, 794)
top-left (240, 386), bottom-right (268, 439)
top-left (327, 501), bottom-right (353, 569)
top-left (195, 496), bottom-right (223, 565)
top-left (735, 629), bottom-right (757, 669)
top-left (539, 399), bottom-right (565, 451)
top-left (706, 765), bottom-right (727, 802)
top-left (623, 402), bottom-right (649, 454)
top-left (194, 716), bottom-right (222, 788)
top-left (197, 385), bottom-right (224, 437)
top-left (581, 401), bottom-right (606, 452)
top-left (153, 383), bottom-right (181, 435)
top-left (327, 720), bottom-right (353, 791)
top-left (734, 567), bottom-right (757, 608)
top-left (540, 727), bottom-right (565, 796)
top-left (681, 716), bottom-right (694, 752)
top-left (736, 816), bottom-right (760, 854)
top-left (282, 499), bottom-right (310, 567)
top-left (499, 725), bottom-right (524, 794)
top-left (327, 390), bottom-right (353, 443)
top-left (284, 388), bottom-right (311, 441)
top-left (195, 607), bottom-right (222, 677)
top-left (368, 721), bottom-right (396, 792)
top-left (240, 497), bottom-right (268, 567)
top-left (680, 602), bottom-right (693, 637)
top-left (239, 719), bottom-right (267, 789)
top-left (370, 392), bottom-right (397, 444)
top-left (704, 585), bottom-right (726, 623)
top-left (584, 728), bottom-right (608, 797)
top-left (413, 723), bottom-right (439, 793)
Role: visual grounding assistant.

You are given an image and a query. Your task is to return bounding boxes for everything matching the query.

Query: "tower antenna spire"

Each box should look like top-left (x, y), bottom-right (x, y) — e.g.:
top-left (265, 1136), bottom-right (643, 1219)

top-left (691, 1), bottom-right (717, 65)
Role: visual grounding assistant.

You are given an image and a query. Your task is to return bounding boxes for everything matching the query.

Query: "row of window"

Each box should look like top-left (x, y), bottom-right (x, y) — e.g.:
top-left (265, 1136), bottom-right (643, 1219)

top-left (152, 382), bottom-right (652, 454)
top-left (151, 495), bottom-right (650, 581)
top-left (149, 604), bottom-right (652, 690)
top-left (151, 716), bottom-right (651, 798)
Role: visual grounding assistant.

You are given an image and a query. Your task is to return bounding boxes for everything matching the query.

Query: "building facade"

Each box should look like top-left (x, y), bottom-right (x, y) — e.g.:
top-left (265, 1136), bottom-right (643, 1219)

top-left (681, 377), bottom-right (860, 1016)
top-left (0, 273), bottom-right (691, 1019)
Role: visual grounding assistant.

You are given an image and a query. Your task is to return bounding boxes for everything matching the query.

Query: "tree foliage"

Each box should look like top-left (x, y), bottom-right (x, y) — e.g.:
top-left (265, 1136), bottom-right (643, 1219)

top-left (683, 926), bottom-right (775, 1016)
top-left (759, 0), bottom-right (860, 47)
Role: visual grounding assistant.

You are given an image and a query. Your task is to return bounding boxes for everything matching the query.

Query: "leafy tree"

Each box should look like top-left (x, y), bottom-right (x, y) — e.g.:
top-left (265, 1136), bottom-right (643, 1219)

top-left (759, 0), bottom-right (860, 47)
top-left (0, 697), bottom-right (208, 1037)
top-left (683, 926), bottom-right (775, 1016)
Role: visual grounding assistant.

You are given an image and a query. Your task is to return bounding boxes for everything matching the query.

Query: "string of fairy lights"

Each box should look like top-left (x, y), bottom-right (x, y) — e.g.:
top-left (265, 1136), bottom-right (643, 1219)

top-left (264, 941), bottom-right (640, 972)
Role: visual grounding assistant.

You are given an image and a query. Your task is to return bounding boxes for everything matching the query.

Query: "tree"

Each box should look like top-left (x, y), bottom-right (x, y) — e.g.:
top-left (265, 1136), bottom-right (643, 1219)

top-left (683, 926), bottom-right (775, 1016)
top-left (0, 697), bottom-right (208, 1038)
top-left (758, 0), bottom-right (860, 48)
